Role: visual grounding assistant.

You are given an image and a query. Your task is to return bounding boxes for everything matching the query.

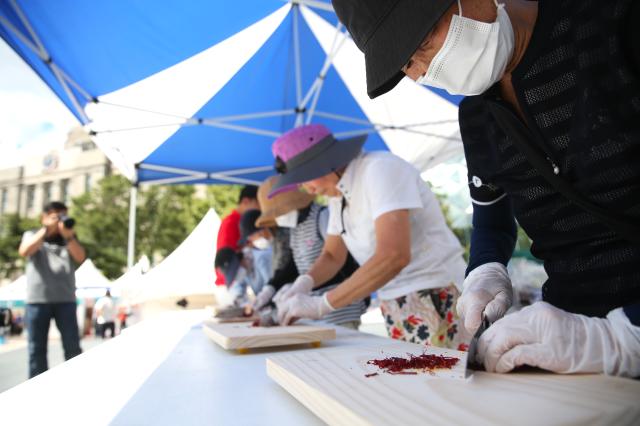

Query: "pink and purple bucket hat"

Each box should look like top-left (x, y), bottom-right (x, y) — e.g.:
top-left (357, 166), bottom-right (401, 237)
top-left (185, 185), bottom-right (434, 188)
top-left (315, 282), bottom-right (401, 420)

top-left (269, 124), bottom-right (366, 197)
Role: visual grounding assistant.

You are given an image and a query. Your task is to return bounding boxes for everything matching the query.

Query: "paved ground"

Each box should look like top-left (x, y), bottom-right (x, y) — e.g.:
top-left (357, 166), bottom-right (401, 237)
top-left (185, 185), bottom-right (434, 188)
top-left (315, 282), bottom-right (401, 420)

top-left (0, 335), bottom-right (104, 394)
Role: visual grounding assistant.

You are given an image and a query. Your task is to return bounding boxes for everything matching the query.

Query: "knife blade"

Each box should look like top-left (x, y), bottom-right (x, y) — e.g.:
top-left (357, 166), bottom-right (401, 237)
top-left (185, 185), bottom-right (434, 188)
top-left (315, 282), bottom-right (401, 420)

top-left (465, 315), bottom-right (490, 374)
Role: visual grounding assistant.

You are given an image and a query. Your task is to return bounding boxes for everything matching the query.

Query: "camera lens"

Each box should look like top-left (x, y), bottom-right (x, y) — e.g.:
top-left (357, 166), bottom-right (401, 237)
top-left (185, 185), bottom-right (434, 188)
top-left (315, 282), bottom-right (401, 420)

top-left (59, 215), bottom-right (75, 229)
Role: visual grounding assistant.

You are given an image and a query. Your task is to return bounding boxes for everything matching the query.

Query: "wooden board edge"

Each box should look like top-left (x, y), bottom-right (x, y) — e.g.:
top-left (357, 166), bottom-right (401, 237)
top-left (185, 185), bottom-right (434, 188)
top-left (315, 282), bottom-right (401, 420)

top-left (208, 316), bottom-right (258, 324)
top-left (202, 322), bottom-right (231, 349)
top-left (225, 327), bottom-right (337, 350)
top-left (266, 358), bottom-right (370, 426)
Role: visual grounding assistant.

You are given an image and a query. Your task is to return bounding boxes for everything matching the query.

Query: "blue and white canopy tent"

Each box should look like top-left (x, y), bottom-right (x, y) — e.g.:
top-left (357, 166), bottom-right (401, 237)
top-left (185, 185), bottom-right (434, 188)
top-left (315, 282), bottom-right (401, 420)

top-left (0, 0), bottom-right (463, 267)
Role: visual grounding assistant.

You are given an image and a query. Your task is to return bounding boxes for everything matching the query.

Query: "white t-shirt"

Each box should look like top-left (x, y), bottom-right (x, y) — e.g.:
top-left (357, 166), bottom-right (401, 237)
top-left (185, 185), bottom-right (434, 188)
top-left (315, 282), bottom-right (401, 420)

top-left (94, 296), bottom-right (116, 324)
top-left (327, 152), bottom-right (466, 300)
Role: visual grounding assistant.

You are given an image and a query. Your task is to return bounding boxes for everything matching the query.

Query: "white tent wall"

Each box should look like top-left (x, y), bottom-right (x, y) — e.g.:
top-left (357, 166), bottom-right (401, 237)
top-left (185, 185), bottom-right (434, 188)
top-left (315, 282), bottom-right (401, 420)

top-left (126, 209), bottom-right (221, 319)
top-left (0, 275), bottom-right (26, 303)
top-left (113, 263), bottom-right (142, 302)
top-left (75, 259), bottom-right (112, 295)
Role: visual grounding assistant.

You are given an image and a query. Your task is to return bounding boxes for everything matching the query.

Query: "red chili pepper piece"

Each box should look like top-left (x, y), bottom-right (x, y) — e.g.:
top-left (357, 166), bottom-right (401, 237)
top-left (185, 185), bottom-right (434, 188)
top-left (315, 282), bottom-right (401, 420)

top-left (364, 372), bottom-right (379, 378)
top-left (366, 352), bottom-right (459, 374)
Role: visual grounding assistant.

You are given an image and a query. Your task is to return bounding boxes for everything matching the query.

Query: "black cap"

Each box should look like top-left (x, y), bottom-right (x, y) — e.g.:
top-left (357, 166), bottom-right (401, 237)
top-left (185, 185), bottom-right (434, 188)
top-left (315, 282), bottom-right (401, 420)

top-left (239, 209), bottom-right (262, 245)
top-left (215, 247), bottom-right (242, 287)
top-left (332, 0), bottom-right (455, 98)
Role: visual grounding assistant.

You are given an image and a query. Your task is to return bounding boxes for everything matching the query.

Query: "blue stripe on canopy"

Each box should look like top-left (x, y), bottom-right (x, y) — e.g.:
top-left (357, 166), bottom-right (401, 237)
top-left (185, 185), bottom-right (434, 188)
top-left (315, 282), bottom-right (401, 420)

top-left (140, 8), bottom-right (387, 183)
top-left (1, 0), bottom-right (283, 96)
top-left (1, 1), bottom-right (461, 185)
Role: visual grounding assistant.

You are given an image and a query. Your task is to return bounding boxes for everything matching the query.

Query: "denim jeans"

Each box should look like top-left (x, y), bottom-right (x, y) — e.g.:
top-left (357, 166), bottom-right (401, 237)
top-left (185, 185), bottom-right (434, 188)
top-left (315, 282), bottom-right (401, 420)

top-left (26, 302), bottom-right (82, 378)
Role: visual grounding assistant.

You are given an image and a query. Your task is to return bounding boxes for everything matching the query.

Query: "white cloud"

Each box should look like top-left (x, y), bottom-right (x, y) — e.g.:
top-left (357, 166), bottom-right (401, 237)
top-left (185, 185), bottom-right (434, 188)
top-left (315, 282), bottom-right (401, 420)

top-left (0, 39), bottom-right (78, 168)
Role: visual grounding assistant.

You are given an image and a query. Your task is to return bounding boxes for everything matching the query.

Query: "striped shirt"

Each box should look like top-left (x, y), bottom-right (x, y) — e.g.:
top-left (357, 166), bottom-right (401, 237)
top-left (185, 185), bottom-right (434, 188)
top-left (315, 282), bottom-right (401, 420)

top-left (290, 203), bottom-right (367, 325)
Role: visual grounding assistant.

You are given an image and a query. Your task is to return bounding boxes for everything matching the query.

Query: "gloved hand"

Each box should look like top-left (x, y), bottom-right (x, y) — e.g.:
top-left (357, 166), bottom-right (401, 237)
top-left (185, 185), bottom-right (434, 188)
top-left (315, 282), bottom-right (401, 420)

top-left (456, 262), bottom-right (513, 334)
top-left (253, 285), bottom-right (275, 311)
top-left (477, 301), bottom-right (640, 377)
top-left (272, 274), bottom-right (315, 306)
top-left (277, 293), bottom-right (335, 325)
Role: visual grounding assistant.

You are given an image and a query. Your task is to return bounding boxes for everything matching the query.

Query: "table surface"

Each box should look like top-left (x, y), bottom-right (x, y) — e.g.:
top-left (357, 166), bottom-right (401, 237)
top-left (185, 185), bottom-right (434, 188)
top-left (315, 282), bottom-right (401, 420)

top-left (0, 310), bottom-right (638, 425)
top-left (0, 310), bottom-right (383, 425)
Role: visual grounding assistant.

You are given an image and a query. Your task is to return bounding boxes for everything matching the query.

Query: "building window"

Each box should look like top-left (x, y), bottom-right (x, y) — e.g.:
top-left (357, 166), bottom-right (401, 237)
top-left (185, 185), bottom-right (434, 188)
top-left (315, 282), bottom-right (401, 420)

top-left (43, 182), bottom-right (52, 205)
top-left (60, 179), bottom-right (70, 204)
top-left (26, 185), bottom-right (35, 210)
top-left (84, 173), bottom-right (92, 193)
top-left (1, 188), bottom-right (7, 214)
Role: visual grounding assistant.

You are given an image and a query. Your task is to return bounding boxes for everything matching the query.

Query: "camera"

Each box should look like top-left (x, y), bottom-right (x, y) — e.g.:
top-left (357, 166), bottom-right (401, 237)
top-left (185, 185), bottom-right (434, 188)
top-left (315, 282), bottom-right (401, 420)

top-left (59, 215), bottom-right (75, 229)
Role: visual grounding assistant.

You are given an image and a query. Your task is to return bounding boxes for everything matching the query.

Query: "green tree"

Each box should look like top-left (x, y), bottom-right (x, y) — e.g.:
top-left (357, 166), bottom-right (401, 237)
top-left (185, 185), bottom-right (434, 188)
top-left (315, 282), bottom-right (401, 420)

top-left (71, 175), bottom-right (131, 279)
top-left (69, 176), bottom-right (241, 279)
top-left (0, 177), bottom-right (245, 280)
top-left (136, 184), bottom-right (210, 260)
top-left (0, 214), bottom-right (40, 280)
top-left (205, 185), bottom-right (241, 218)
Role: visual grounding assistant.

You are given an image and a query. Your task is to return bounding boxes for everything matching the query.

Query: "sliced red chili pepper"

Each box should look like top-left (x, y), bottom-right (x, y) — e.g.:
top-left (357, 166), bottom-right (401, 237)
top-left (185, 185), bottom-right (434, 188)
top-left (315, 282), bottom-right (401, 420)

top-left (366, 352), bottom-right (459, 375)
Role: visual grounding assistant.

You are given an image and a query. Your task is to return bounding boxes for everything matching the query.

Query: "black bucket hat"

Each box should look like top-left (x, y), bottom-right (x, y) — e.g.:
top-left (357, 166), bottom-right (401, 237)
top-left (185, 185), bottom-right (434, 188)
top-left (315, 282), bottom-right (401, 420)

top-left (214, 247), bottom-right (242, 287)
top-left (269, 124), bottom-right (366, 197)
top-left (239, 209), bottom-right (262, 245)
top-left (332, 0), bottom-right (455, 99)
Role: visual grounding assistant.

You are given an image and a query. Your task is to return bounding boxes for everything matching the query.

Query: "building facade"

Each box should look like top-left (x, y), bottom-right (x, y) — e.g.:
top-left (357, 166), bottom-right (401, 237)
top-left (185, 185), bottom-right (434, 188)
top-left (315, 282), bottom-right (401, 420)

top-left (0, 127), bottom-right (111, 218)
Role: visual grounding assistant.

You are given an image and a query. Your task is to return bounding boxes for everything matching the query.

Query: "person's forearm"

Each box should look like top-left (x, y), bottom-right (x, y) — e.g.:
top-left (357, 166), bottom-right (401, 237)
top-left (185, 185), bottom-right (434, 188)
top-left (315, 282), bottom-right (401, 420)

top-left (18, 227), bottom-right (47, 257)
top-left (326, 250), bottom-right (409, 309)
top-left (467, 196), bottom-right (517, 275)
top-left (307, 250), bottom-right (346, 288)
top-left (66, 237), bottom-right (86, 264)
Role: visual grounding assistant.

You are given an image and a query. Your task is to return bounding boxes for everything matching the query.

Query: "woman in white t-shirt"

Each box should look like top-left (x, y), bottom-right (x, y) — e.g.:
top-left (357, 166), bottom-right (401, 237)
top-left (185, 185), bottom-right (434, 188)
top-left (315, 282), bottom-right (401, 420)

top-left (270, 124), bottom-right (470, 349)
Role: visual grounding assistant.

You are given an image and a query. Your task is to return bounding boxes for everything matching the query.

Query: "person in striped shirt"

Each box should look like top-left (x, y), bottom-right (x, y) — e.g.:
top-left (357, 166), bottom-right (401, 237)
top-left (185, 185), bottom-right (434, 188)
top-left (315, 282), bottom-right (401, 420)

top-left (252, 176), bottom-right (366, 329)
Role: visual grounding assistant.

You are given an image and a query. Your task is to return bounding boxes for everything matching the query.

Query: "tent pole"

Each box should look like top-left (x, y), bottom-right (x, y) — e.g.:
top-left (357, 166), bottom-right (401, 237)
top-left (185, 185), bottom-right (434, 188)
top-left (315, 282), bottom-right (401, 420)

top-left (127, 184), bottom-right (138, 269)
top-left (292, 4), bottom-right (304, 127)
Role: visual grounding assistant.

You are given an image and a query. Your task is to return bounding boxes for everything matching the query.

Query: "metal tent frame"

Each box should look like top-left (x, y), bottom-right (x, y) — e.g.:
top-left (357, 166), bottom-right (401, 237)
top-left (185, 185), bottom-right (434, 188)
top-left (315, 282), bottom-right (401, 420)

top-left (1, 0), bottom-right (459, 268)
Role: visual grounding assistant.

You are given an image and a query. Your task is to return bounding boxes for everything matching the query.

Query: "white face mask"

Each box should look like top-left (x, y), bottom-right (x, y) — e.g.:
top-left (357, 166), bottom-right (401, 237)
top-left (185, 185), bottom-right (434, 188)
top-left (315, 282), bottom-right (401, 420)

top-left (275, 210), bottom-right (299, 228)
top-left (252, 237), bottom-right (271, 250)
top-left (416, 0), bottom-right (514, 96)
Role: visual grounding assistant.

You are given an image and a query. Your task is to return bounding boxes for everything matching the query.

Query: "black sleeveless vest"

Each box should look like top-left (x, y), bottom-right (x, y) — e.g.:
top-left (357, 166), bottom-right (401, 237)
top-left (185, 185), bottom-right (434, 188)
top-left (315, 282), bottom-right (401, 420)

top-left (460, 0), bottom-right (640, 317)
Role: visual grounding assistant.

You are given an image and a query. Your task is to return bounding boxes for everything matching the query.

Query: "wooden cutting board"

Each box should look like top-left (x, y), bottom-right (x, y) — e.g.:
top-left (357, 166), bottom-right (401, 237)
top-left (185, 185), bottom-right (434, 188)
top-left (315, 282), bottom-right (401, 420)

top-left (207, 315), bottom-right (259, 324)
top-left (202, 321), bottom-right (336, 350)
top-left (267, 341), bottom-right (640, 426)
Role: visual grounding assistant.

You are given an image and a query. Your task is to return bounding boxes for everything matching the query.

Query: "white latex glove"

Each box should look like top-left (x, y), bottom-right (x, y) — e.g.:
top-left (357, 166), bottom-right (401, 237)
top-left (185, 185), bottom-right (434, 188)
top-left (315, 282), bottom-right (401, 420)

top-left (253, 285), bottom-right (275, 311)
top-left (272, 274), bottom-right (314, 306)
top-left (478, 301), bottom-right (640, 377)
top-left (456, 262), bottom-right (513, 334)
top-left (277, 293), bottom-right (335, 325)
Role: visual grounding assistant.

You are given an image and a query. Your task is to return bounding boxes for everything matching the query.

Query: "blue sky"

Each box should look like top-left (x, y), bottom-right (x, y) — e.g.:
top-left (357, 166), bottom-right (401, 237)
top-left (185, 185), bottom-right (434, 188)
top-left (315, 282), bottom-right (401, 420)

top-left (0, 39), bottom-right (78, 169)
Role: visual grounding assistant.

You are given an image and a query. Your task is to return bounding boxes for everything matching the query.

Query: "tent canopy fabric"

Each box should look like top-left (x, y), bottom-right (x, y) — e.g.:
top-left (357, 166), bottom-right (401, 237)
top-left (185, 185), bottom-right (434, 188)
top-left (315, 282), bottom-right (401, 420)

top-left (124, 209), bottom-right (220, 305)
top-left (0, 275), bottom-right (26, 302)
top-left (0, 0), bottom-right (463, 186)
top-left (75, 258), bottom-right (111, 290)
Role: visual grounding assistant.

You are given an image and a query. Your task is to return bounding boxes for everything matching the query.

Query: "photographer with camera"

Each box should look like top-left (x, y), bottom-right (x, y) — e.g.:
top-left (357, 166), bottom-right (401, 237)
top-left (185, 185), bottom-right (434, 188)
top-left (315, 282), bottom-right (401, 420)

top-left (19, 201), bottom-right (86, 378)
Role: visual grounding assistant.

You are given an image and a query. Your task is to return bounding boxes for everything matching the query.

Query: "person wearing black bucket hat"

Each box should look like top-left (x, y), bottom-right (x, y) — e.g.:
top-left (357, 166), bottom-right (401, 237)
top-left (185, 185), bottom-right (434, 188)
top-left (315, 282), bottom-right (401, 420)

top-left (215, 185), bottom-right (259, 286)
top-left (334, 0), bottom-right (640, 377)
top-left (332, 0), bottom-right (456, 99)
top-left (270, 124), bottom-right (469, 349)
top-left (216, 210), bottom-right (273, 307)
top-left (239, 209), bottom-right (271, 249)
